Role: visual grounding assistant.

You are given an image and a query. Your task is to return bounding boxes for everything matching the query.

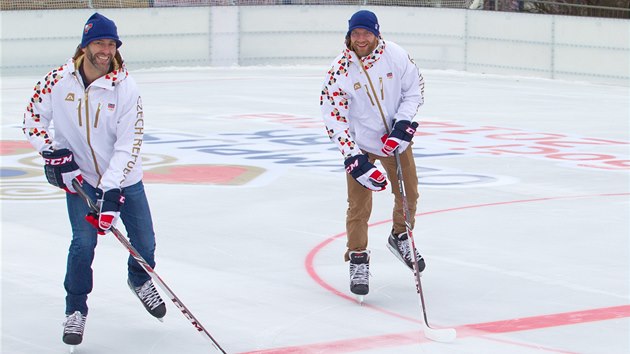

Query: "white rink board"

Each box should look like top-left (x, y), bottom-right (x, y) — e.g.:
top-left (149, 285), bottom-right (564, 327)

top-left (1, 6), bottom-right (628, 85)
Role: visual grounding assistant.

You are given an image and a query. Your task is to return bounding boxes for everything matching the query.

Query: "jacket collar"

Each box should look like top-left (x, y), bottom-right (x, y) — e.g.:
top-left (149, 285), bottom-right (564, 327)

top-left (70, 54), bottom-right (128, 89)
top-left (345, 38), bottom-right (386, 70)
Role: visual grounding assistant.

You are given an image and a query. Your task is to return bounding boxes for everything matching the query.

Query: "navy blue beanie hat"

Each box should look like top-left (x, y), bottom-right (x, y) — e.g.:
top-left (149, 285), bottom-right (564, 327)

top-left (81, 13), bottom-right (122, 48)
top-left (347, 10), bottom-right (380, 37)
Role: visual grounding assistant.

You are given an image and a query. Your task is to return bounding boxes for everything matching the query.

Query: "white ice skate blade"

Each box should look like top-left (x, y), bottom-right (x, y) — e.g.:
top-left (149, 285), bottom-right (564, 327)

top-left (68, 345), bottom-right (76, 354)
top-left (355, 295), bottom-right (365, 305)
top-left (422, 324), bottom-right (457, 343)
top-left (157, 317), bottom-right (164, 323)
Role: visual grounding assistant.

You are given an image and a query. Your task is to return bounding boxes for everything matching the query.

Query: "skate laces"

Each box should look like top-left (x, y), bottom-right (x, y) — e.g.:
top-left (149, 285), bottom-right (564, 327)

top-left (396, 233), bottom-right (421, 262)
top-left (63, 311), bottom-right (86, 335)
top-left (398, 238), bottom-right (412, 261)
top-left (350, 262), bottom-right (370, 285)
top-left (136, 281), bottom-right (164, 310)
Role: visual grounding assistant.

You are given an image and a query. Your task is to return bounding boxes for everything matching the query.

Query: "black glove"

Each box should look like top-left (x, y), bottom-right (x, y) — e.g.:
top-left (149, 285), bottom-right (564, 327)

top-left (344, 154), bottom-right (387, 191)
top-left (42, 148), bottom-right (83, 194)
top-left (85, 188), bottom-right (125, 235)
top-left (381, 120), bottom-right (419, 156)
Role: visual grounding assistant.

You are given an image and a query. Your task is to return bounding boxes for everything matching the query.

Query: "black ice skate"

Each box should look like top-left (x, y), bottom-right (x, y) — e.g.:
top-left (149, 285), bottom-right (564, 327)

top-left (349, 250), bottom-right (370, 303)
top-left (387, 231), bottom-right (426, 273)
top-left (62, 311), bottom-right (86, 348)
top-left (128, 279), bottom-right (166, 320)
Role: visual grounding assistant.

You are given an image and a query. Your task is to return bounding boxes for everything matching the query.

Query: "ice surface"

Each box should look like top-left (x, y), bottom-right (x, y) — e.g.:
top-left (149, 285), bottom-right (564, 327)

top-left (1, 66), bottom-right (629, 353)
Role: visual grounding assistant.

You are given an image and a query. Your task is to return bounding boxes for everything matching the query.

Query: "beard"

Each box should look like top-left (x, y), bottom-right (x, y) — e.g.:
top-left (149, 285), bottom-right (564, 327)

top-left (352, 37), bottom-right (379, 58)
top-left (85, 49), bottom-right (112, 74)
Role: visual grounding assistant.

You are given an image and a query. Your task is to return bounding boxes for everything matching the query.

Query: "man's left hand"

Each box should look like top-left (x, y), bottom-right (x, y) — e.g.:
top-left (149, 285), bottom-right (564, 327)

top-left (381, 120), bottom-right (419, 156)
top-left (85, 188), bottom-right (125, 235)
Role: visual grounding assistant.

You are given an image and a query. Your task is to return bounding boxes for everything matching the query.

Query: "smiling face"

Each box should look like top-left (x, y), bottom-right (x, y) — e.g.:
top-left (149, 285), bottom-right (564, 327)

top-left (82, 39), bottom-right (117, 80)
top-left (349, 28), bottom-right (378, 58)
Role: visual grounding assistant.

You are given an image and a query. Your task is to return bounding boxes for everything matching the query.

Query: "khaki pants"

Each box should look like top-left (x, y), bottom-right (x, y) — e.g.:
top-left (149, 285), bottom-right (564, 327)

top-left (344, 146), bottom-right (419, 261)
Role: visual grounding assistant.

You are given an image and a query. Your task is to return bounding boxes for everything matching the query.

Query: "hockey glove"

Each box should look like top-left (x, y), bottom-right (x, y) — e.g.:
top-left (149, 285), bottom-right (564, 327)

top-left (85, 188), bottom-right (125, 235)
top-left (42, 148), bottom-right (83, 194)
top-left (381, 120), bottom-right (419, 156)
top-left (344, 154), bottom-right (388, 191)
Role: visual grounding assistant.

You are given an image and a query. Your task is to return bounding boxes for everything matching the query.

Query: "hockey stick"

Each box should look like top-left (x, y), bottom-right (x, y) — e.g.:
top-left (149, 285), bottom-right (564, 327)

top-left (71, 179), bottom-right (227, 353)
top-left (393, 149), bottom-right (457, 343)
top-left (357, 63), bottom-right (455, 342)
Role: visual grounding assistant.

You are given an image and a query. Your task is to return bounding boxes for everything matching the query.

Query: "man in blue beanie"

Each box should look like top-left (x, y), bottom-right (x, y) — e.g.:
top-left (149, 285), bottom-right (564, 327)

top-left (320, 10), bottom-right (426, 300)
top-left (23, 13), bottom-right (165, 348)
top-left (345, 9), bottom-right (380, 56)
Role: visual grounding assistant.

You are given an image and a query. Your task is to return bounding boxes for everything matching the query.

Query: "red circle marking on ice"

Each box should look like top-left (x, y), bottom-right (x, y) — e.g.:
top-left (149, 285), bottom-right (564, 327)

top-left (239, 193), bottom-right (630, 354)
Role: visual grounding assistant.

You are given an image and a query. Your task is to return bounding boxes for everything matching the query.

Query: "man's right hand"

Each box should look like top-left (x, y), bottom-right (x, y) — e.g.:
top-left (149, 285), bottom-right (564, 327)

top-left (344, 154), bottom-right (388, 191)
top-left (42, 148), bottom-right (83, 194)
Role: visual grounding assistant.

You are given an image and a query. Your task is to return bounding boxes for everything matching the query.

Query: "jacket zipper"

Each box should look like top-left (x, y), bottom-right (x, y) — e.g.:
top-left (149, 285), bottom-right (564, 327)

top-left (94, 103), bottom-right (101, 128)
top-left (360, 64), bottom-right (390, 134)
top-left (83, 87), bottom-right (103, 182)
top-left (77, 98), bottom-right (83, 127)
top-left (363, 85), bottom-right (375, 106)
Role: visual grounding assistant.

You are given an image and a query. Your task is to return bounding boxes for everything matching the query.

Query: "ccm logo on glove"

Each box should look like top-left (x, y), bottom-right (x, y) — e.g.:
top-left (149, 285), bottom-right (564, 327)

top-left (344, 154), bottom-right (388, 191)
top-left (381, 120), bottom-right (419, 156)
top-left (41, 148), bottom-right (83, 194)
top-left (46, 155), bottom-right (73, 165)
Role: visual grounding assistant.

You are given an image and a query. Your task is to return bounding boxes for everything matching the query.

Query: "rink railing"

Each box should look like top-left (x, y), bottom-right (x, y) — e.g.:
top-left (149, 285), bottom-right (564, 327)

top-left (1, 5), bottom-right (628, 85)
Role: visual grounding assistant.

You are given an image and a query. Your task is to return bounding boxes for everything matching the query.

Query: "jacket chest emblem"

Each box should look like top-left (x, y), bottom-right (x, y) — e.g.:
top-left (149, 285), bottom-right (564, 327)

top-left (65, 93), bottom-right (75, 101)
top-left (353, 82), bottom-right (361, 90)
top-left (107, 103), bottom-right (116, 111)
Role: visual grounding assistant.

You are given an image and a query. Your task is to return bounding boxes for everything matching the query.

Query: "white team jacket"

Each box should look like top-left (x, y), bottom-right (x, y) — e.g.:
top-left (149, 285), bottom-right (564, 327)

top-left (23, 55), bottom-right (145, 191)
top-left (320, 39), bottom-right (424, 158)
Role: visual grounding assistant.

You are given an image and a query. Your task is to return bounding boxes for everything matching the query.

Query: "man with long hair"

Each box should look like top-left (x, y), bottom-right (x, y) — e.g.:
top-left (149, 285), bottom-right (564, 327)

top-left (23, 13), bottom-right (166, 347)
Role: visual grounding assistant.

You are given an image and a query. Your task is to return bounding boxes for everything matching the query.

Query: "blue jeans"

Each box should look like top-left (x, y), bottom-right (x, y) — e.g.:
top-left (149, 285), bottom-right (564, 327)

top-left (64, 181), bottom-right (156, 315)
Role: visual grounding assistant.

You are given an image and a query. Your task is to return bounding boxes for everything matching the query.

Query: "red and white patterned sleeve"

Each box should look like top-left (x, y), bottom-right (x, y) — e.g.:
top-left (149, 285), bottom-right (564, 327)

top-left (22, 66), bottom-right (64, 153)
top-left (320, 57), bottom-right (361, 159)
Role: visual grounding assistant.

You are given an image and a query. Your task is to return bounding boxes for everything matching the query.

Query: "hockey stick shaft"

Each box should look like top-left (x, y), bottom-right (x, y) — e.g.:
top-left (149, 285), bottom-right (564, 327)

top-left (71, 180), bottom-right (227, 353)
top-left (364, 59), bottom-right (455, 340)
top-left (393, 150), bottom-right (431, 325)
top-left (393, 150), bottom-right (457, 342)
top-left (368, 86), bottom-right (436, 328)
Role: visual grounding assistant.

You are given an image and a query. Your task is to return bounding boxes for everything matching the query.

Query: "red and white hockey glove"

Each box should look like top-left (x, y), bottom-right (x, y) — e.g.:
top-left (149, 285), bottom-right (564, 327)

top-left (381, 120), bottom-right (419, 156)
top-left (344, 154), bottom-right (388, 191)
top-left (42, 148), bottom-right (83, 194)
top-left (85, 188), bottom-right (125, 235)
